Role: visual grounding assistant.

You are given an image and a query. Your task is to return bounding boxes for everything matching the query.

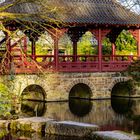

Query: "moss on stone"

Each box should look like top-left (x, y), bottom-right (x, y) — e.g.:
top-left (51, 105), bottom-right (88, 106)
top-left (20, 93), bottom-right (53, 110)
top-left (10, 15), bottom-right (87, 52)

top-left (0, 129), bottom-right (8, 139)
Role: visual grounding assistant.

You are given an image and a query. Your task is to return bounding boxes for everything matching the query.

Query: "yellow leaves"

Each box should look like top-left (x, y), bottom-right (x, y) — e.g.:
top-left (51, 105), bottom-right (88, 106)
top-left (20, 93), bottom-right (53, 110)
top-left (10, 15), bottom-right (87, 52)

top-left (0, 12), bottom-right (33, 19)
top-left (0, 3), bottom-right (13, 12)
top-left (0, 23), bottom-right (10, 35)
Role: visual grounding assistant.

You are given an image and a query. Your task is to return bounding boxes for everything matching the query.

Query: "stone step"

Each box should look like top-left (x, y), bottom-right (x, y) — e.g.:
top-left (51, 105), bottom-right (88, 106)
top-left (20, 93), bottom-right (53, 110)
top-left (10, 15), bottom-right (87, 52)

top-left (0, 120), bottom-right (10, 128)
top-left (9, 118), bottom-right (99, 137)
top-left (45, 121), bottom-right (99, 137)
top-left (90, 131), bottom-right (139, 140)
top-left (10, 117), bottom-right (53, 132)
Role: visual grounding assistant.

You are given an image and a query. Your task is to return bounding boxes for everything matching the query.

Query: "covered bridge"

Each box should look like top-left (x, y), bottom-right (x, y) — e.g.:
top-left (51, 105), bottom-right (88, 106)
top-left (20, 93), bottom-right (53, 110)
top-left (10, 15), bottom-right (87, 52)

top-left (0, 0), bottom-right (140, 73)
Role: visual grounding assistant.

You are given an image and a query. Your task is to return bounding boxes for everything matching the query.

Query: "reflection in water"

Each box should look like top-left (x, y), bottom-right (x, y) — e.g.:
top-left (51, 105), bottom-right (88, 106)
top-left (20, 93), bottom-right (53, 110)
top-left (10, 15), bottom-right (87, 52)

top-left (111, 97), bottom-right (133, 114)
top-left (21, 100), bottom-right (46, 117)
top-left (3, 98), bottom-right (140, 139)
top-left (69, 99), bottom-right (92, 117)
top-left (7, 131), bottom-right (87, 140)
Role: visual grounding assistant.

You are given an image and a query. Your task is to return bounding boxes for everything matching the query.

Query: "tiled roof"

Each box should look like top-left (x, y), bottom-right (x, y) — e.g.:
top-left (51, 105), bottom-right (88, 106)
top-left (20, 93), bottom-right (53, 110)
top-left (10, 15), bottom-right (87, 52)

top-left (1, 0), bottom-right (140, 26)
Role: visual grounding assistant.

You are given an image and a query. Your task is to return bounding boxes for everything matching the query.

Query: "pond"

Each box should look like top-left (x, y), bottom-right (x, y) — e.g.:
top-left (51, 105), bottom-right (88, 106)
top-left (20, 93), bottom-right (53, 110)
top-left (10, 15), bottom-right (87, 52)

top-left (2, 97), bottom-right (140, 140)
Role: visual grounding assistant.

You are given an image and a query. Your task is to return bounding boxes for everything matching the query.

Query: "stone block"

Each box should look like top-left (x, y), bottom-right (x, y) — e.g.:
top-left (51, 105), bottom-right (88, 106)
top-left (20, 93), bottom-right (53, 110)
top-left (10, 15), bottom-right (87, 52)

top-left (45, 121), bottom-right (99, 137)
top-left (90, 131), bottom-right (139, 140)
top-left (0, 120), bottom-right (10, 128)
top-left (10, 117), bottom-right (53, 132)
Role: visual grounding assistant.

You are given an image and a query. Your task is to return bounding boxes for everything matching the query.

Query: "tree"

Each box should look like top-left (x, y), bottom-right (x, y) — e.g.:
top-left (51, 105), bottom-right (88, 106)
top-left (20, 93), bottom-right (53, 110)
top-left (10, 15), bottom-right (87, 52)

top-left (115, 30), bottom-right (137, 55)
top-left (0, 0), bottom-right (64, 118)
top-left (77, 31), bottom-right (97, 55)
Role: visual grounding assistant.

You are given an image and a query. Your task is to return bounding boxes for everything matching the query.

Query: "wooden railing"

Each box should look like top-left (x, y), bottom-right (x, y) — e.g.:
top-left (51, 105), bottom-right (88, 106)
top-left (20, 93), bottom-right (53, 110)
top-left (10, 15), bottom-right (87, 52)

top-left (0, 54), bottom-right (139, 74)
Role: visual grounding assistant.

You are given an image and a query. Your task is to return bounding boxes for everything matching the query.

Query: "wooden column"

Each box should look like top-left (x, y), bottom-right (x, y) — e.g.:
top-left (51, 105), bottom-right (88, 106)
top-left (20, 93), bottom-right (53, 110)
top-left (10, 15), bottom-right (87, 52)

top-left (138, 29), bottom-right (140, 57)
top-left (98, 28), bottom-right (102, 72)
top-left (112, 43), bottom-right (115, 61)
top-left (23, 36), bottom-right (27, 55)
top-left (54, 30), bottom-right (59, 71)
top-left (68, 28), bottom-right (86, 62)
top-left (129, 29), bottom-right (140, 57)
top-left (4, 32), bottom-right (12, 73)
top-left (50, 28), bottom-right (68, 71)
top-left (31, 39), bottom-right (36, 60)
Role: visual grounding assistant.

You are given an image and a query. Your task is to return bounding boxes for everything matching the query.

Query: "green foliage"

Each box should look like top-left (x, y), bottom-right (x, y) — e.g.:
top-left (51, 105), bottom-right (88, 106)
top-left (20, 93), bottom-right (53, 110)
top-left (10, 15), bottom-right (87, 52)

top-left (0, 129), bottom-right (8, 139)
top-left (0, 83), bottom-right (12, 118)
top-left (77, 31), bottom-right (97, 55)
top-left (59, 34), bottom-right (73, 55)
top-left (102, 38), bottom-right (112, 55)
top-left (30, 30), bottom-right (138, 57)
top-left (115, 30), bottom-right (137, 55)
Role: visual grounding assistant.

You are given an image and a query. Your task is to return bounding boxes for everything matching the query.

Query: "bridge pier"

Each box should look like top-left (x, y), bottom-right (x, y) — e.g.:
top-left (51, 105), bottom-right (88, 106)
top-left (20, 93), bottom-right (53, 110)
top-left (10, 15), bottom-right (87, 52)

top-left (0, 72), bottom-right (136, 102)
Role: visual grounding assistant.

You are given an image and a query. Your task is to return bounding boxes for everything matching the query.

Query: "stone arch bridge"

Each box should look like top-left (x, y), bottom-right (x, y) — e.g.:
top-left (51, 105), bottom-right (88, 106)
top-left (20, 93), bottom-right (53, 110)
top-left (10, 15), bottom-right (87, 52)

top-left (1, 72), bottom-right (139, 102)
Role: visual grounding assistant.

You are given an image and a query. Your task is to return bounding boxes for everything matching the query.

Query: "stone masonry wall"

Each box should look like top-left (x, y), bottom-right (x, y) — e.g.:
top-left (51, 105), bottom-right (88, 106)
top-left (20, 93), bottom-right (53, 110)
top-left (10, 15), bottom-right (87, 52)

top-left (0, 72), bottom-right (133, 101)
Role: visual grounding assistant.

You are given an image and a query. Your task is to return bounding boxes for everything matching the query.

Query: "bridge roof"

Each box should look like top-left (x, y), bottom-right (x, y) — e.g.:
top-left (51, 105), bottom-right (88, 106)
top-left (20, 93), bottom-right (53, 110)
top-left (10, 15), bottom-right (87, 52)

top-left (1, 0), bottom-right (140, 27)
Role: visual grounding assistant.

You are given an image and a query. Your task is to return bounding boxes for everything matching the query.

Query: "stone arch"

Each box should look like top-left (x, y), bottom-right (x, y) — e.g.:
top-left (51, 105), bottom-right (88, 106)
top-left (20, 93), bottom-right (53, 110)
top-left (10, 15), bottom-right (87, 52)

top-left (67, 79), bottom-right (95, 97)
top-left (21, 84), bottom-right (46, 101)
top-left (109, 77), bottom-right (131, 92)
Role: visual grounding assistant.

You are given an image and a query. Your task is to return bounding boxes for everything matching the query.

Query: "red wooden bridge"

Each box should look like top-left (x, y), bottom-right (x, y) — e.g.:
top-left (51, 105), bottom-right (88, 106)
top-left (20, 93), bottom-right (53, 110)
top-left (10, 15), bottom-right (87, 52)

top-left (1, 50), bottom-right (137, 74)
top-left (1, 0), bottom-right (140, 74)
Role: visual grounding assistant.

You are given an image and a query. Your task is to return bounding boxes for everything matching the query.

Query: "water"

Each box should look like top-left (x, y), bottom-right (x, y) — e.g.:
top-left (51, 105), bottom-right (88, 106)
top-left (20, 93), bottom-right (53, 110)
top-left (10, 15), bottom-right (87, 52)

top-left (2, 97), bottom-right (140, 139)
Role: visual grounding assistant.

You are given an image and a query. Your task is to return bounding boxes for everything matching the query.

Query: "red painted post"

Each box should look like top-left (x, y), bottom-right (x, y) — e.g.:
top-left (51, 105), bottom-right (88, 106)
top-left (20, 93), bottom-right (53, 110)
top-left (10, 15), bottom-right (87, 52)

top-left (31, 40), bottom-right (36, 60)
top-left (23, 36), bottom-right (27, 55)
top-left (138, 29), bottom-right (140, 57)
top-left (98, 28), bottom-right (102, 72)
top-left (54, 31), bottom-right (59, 71)
top-left (112, 43), bottom-right (115, 61)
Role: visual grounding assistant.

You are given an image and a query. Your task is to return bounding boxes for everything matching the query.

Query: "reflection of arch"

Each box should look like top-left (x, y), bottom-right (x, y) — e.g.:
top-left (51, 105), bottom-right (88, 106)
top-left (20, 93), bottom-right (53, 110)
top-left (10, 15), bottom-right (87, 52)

top-left (21, 100), bottom-right (46, 117)
top-left (69, 99), bottom-right (92, 117)
top-left (21, 84), bottom-right (46, 117)
top-left (111, 97), bottom-right (133, 114)
top-left (22, 84), bottom-right (46, 101)
top-left (67, 79), bottom-right (95, 98)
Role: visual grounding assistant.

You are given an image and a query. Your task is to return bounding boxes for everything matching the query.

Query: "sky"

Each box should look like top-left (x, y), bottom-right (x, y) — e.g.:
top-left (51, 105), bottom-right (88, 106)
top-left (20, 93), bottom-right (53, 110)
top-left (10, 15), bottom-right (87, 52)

top-left (118, 0), bottom-right (140, 14)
